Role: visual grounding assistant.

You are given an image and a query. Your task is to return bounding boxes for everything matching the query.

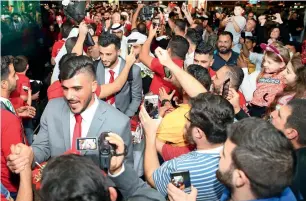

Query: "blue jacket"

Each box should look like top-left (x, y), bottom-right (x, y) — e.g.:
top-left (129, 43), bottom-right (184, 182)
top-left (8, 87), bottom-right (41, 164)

top-left (220, 187), bottom-right (297, 201)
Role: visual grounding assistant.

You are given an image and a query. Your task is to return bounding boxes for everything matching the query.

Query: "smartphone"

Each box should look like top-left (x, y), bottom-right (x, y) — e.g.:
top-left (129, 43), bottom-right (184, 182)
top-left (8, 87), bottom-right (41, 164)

top-left (144, 95), bottom-right (159, 119)
top-left (164, 66), bottom-right (172, 79)
top-left (222, 78), bottom-right (230, 99)
top-left (170, 170), bottom-right (191, 192)
top-left (76, 137), bottom-right (98, 151)
top-left (137, 0), bottom-right (142, 4)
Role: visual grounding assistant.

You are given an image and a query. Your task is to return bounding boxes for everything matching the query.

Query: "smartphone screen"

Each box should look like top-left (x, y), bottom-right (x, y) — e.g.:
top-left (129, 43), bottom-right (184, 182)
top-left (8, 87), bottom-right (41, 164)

top-left (170, 170), bottom-right (191, 192)
top-left (76, 138), bottom-right (98, 151)
top-left (222, 78), bottom-right (230, 99)
top-left (163, 66), bottom-right (172, 79)
top-left (144, 95), bottom-right (159, 119)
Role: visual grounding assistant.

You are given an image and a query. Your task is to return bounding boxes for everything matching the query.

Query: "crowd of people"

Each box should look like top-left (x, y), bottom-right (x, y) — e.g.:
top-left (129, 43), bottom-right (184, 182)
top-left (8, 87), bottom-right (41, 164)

top-left (1, 1), bottom-right (306, 201)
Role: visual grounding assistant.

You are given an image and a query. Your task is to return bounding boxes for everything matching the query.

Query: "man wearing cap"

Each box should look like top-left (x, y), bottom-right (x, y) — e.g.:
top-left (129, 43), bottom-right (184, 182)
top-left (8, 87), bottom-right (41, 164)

top-left (111, 23), bottom-right (128, 60)
top-left (127, 31), bottom-right (153, 94)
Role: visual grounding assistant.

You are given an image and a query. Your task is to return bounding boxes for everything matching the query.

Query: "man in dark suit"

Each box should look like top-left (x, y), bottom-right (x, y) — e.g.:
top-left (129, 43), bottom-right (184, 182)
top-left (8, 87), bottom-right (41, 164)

top-left (96, 33), bottom-right (142, 117)
top-left (7, 55), bottom-right (134, 169)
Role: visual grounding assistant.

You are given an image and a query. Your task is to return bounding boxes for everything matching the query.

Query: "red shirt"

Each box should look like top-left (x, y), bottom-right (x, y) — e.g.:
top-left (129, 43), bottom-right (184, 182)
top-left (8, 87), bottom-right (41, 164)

top-left (10, 73), bottom-right (31, 109)
top-left (96, 23), bottom-right (103, 36)
top-left (1, 109), bottom-right (27, 193)
top-left (51, 39), bottom-right (65, 58)
top-left (47, 81), bottom-right (102, 100)
top-left (149, 58), bottom-right (184, 95)
top-left (162, 144), bottom-right (195, 161)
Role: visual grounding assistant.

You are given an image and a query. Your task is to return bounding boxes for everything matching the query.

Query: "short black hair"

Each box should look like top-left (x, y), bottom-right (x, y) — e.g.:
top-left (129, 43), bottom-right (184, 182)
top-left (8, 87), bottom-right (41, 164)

top-left (137, 22), bottom-right (147, 35)
top-left (228, 118), bottom-right (294, 198)
top-left (225, 65), bottom-right (244, 91)
top-left (41, 154), bottom-right (111, 201)
top-left (185, 28), bottom-right (202, 46)
top-left (61, 21), bottom-right (73, 39)
top-left (58, 53), bottom-right (77, 81)
top-left (168, 35), bottom-right (189, 60)
top-left (193, 24), bottom-right (204, 38)
top-left (245, 36), bottom-right (256, 43)
top-left (13, 56), bottom-right (28, 73)
top-left (187, 64), bottom-right (211, 91)
top-left (1, 56), bottom-right (13, 81)
top-left (218, 31), bottom-right (233, 42)
top-left (287, 99), bottom-right (306, 146)
top-left (65, 37), bottom-right (78, 54)
top-left (59, 55), bottom-right (96, 81)
top-left (98, 33), bottom-right (121, 50)
top-left (175, 19), bottom-right (187, 33)
top-left (189, 93), bottom-right (234, 144)
top-left (234, 2), bottom-right (245, 10)
top-left (195, 41), bottom-right (214, 56)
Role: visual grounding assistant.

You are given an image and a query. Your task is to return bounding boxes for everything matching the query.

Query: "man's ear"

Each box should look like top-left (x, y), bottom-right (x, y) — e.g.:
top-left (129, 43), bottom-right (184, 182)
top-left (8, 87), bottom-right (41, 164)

top-left (210, 58), bottom-right (215, 67)
top-left (233, 169), bottom-right (249, 188)
top-left (252, 43), bottom-right (256, 48)
top-left (1, 80), bottom-right (7, 90)
top-left (285, 128), bottom-right (298, 140)
top-left (109, 187), bottom-right (118, 201)
top-left (92, 80), bottom-right (98, 93)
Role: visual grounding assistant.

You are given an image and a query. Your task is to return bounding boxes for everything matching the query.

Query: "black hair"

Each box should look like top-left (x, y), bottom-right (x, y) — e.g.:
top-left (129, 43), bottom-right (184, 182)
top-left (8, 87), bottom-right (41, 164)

top-left (245, 36), bottom-right (256, 44)
top-left (13, 56), bottom-right (28, 73)
top-left (61, 21), bottom-right (73, 39)
top-left (285, 41), bottom-right (302, 53)
top-left (195, 41), bottom-right (214, 56)
top-left (185, 28), bottom-right (202, 46)
top-left (234, 2), bottom-right (245, 10)
top-left (1, 56), bottom-right (13, 81)
top-left (228, 118), bottom-right (294, 199)
top-left (218, 31), bottom-right (233, 42)
top-left (59, 55), bottom-right (96, 81)
top-left (189, 93), bottom-right (234, 144)
top-left (168, 35), bottom-right (189, 60)
top-left (287, 99), bottom-right (306, 146)
top-left (58, 53), bottom-right (77, 81)
top-left (225, 65), bottom-right (244, 91)
top-left (40, 154), bottom-right (111, 201)
top-left (193, 24), bottom-right (204, 38)
top-left (137, 22), bottom-right (147, 36)
top-left (98, 33), bottom-right (121, 50)
top-left (175, 19), bottom-right (187, 33)
top-left (65, 37), bottom-right (78, 54)
top-left (187, 64), bottom-right (211, 91)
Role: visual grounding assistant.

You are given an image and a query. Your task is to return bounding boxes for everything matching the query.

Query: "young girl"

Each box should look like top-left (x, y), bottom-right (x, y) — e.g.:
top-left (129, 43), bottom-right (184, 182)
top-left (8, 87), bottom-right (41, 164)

top-left (248, 42), bottom-right (291, 117)
top-left (269, 53), bottom-right (306, 112)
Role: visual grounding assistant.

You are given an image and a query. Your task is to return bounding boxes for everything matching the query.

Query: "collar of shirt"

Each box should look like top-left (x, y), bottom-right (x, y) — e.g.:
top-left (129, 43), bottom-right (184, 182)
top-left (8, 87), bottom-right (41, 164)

top-left (93, 57), bottom-right (101, 61)
top-left (0, 97), bottom-right (16, 114)
top-left (105, 57), bottom-right (121, 77)
top-left (195, 146), bottom-right (223, 154)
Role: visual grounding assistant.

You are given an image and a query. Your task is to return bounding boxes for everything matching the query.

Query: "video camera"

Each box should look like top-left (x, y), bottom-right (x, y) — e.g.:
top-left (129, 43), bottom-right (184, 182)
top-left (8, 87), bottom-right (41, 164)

top-left (62, 0), bottom-right (95, 46)
top-left (76, 132), bottom-right (127, 171)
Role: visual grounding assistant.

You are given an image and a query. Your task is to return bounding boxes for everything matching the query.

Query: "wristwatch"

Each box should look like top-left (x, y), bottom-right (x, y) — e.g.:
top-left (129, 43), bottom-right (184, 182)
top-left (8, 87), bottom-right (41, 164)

top-left (161, 99), bottom-right (170, 107)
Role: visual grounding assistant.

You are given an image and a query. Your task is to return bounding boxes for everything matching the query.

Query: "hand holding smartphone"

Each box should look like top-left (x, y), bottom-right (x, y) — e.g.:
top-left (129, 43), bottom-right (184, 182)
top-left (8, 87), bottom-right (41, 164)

top-left (170, 170), bottom-right (191, 192)
top-left (144, 95), bottom-right (159, 119)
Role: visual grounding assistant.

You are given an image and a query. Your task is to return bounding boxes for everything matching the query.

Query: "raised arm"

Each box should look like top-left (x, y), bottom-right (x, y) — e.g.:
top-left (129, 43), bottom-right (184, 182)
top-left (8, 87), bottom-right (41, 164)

top-left (98, 50), bottom-right (136, 99)
top-left (139, 25), bottom-right (156, 68)
top-left (181, 5), bottom-right (193, 26)
top-left (155, 47), bottom-right (207, 97)
top-left (72, 22), bottom-right (88, 56)
top-left (132, 4), bottom-right (144, 30)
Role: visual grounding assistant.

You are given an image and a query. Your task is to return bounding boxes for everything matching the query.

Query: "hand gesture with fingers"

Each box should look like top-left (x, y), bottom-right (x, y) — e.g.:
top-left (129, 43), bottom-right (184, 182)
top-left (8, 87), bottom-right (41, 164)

top-left (106, 133), bottom-right (126, 175)
top-left (139, 105), bottom-right (161, 141)
top-left (126, 46), bottom-right (136, 67)
top-left (167, 183), bottom-right (198, 201)
top-left (159, 87), bottom-right (175, 102)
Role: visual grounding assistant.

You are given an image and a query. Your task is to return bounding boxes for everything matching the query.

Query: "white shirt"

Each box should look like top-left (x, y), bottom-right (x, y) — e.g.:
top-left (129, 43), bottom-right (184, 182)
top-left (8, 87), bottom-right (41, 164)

top-left (184, 51), bottom-right (195, 69)
top-left (104, 58), bottom-right (121, 107)
top-left (120, 36), bottom-right (128, 60)
top-left (69, 95), bottom-right (99, 147)
top-left (225, 16), bottom-right (246, 45)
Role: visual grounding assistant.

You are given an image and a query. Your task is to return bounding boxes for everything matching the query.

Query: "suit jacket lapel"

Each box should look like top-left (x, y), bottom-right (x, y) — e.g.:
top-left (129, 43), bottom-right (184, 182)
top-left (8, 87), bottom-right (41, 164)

top-left (87, 102), bottom-right (107, 137)
top-left (119, 57), bottom-right (125, 73)
top-left (62, 103), bottom-right (71, 150)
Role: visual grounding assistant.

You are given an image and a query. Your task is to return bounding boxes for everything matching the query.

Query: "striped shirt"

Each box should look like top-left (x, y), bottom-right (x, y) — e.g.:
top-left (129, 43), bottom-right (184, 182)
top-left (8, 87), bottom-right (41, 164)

top-left (153, 147), bottom-right (224, 200)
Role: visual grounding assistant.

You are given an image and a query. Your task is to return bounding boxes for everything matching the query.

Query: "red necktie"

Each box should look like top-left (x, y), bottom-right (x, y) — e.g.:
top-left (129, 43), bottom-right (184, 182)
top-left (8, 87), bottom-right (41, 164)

top-left (106, 70), bottom-right (115, 105)
top-left (72, 114), bottom-right (82, 151)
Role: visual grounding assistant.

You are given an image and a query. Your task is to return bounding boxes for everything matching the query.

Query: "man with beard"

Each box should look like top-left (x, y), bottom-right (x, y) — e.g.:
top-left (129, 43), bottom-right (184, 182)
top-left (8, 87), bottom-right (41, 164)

top-left (1, 56), bottom-right (35, 199)
top-left (142, 92), bottom-right (234, 200)
top-left (96, 33), bottom-right (142, 117)
top-left (6, 55), bottom-right (134, 168)
top-left (212, 31), bottom-right (239, 71)
top-left (217, 118), bottom-right (296, 201)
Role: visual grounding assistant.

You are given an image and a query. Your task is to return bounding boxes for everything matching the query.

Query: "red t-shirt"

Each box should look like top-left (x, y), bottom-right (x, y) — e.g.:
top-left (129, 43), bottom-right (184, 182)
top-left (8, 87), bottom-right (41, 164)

top-left (1, 110), bottom-right (27, 193)
top-left (47, 81), bottom-right (102, 100)
top-left (149, 58), bottom-right (184, 95)
top-left (10, 73), bottom-right (31, 109)
top-left (51, 39), bottom-right (65, 58)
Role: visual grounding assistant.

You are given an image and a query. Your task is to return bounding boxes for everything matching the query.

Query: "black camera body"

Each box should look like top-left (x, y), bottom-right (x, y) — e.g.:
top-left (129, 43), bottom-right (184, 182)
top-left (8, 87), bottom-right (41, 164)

top-left (76, 132), bottom-right (116, 171)
top-left (62, 0), bottom-right (94, 46)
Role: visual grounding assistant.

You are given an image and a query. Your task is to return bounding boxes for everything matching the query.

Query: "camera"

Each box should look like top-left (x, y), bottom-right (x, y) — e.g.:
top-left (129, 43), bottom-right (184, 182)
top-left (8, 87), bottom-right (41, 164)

top-left (266, 14), bottom-right (277, 21)
top-left (140, 6), bottom-right (155, 21)
top-left (76, 132), bottom-right (120, 171)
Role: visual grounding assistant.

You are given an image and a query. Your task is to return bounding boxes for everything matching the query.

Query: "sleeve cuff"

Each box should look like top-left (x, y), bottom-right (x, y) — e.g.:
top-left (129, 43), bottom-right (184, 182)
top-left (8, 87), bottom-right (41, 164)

top-left (108, 164), bottom-right (125, 178)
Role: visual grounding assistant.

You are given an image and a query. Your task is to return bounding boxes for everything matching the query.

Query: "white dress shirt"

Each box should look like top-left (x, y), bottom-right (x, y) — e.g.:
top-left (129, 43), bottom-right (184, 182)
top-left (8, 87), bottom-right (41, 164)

top-left (184, 51), bottom-right (195, 69)
top-left (104, 57), bottom-right (121, 107)
top-left (120, 36), bottom-right (128, 60)
top-left (69, 95), bottom-right (99, 146)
